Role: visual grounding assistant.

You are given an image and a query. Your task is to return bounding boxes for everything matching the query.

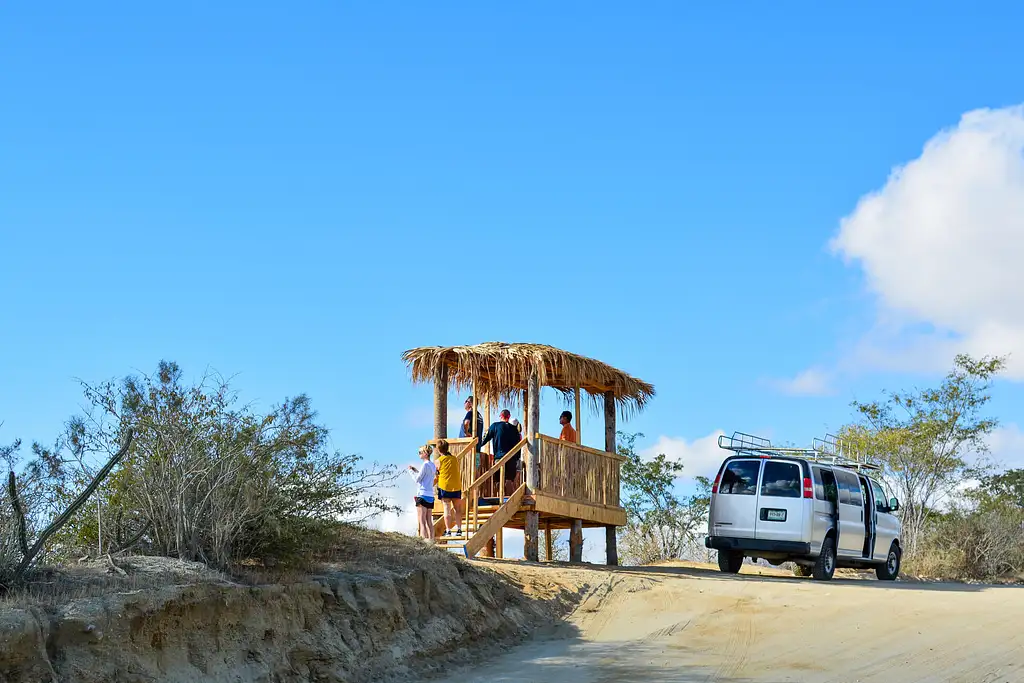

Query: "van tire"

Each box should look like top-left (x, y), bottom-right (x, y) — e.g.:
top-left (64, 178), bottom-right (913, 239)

top-left (812, 537), bottom-right (836, 581)
top-left (876, 543), bottom-right (901, 581)
top-left (717, 550), bottom-right (743, 574)
top-left (793, 564), bottom-right (812, 577)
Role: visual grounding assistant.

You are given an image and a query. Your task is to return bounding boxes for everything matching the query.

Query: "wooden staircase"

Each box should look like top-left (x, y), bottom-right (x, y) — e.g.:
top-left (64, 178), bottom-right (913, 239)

top-left (432, 484), bottom-right (526, 557)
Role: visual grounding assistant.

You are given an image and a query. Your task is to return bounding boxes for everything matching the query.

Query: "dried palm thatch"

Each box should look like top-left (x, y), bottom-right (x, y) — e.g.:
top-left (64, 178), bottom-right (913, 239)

top-left (402, 342), bottom-right (655, 416)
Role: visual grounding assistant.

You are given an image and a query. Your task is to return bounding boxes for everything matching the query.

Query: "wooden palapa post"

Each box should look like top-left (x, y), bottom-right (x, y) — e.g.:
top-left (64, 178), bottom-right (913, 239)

top-left (569, 520), bottom-right (583, 562)
top-left (604, 390), bottom-right (618, 566)
top-left (568, 384), bottom-right (584, 563)
top-left (433, 365), bottom-right (448, 440)
top-left (524, 367), bottom-right (541, 561)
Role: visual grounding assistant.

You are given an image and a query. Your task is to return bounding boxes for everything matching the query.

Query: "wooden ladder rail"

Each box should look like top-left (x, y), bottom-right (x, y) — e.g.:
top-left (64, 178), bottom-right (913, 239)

top-left (464, 484), bottom-right (527, 558)
top-left (463, 437), bottom-right (527, 541)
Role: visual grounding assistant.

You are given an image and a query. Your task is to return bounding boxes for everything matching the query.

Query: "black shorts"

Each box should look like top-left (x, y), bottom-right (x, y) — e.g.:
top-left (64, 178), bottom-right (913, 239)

top-left (414, 496), bottom-right (435, 509)
top-left (503, 454), bottom-right (521, 480)
top-left (438, 488), bottom-right (462, 500)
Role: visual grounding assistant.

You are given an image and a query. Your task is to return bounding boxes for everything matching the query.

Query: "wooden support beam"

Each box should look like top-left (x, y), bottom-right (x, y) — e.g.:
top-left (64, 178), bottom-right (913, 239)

top-left (434, 365), bottom-right (448, 440)
top-left (525, 511), bottom-right (540, 562)
top-left (496, 527), bottom-right (503, 558)
top-left (524, 368), bottom-right (542, 563)
top-left (605, 525), bottom-right (618, 566)
top-left (603, 389), bottom-right (618, 566)
top-left (526, 369), bottom-right (541, 491)
top-left (575, 385), bottom-right (582, 445)
top-left (545, 521), bottom-right (553, 562)
top-left (604, 390), bottom-right (616, 453)
top-left (569, 519), bottom-right (583, 563)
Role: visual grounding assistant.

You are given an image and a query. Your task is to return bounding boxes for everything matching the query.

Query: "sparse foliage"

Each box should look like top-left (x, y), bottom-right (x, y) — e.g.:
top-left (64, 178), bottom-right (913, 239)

top-left (617, 432), bottom-right (711, 565)
top-left (842, 354), bottom-right (1005, 558)
top-left (3, 362), bottom-right (397, 580)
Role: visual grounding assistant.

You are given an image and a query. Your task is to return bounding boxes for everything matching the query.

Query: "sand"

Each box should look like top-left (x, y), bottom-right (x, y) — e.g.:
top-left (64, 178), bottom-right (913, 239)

top-left (434, 560), bottom-right (1024, 683)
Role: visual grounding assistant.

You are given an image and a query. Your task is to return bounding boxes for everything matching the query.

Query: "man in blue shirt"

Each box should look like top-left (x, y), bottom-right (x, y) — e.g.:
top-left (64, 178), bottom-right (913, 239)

top-left (479, 409), bottom-right (524, 497)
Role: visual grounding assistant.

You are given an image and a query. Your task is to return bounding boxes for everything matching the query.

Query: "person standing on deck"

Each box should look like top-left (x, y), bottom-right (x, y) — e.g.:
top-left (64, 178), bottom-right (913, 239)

top-left (434, 440), bottom-right (464, 537)
top-left (479, 409), bottom-right (523, 497)
top-left (406, 445), bottom-right (437, 541)
top-left (459, 396), bottom-right (484, 443)
top-left (559, 411), bottom-right (578, 443)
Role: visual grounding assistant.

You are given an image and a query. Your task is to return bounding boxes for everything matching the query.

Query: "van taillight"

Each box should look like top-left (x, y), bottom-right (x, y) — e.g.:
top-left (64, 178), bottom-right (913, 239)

top-left (712, 469), bottom-right (722, 494)
top-left (803, 477), bottom-right (813, 499)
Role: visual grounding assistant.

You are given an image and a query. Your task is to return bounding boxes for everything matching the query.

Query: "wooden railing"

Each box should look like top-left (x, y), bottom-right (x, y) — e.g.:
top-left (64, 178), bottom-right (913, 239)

top-left (464, 437), bottom-right (527, 539)
top-left (535, 434), bottom-right (624, 508)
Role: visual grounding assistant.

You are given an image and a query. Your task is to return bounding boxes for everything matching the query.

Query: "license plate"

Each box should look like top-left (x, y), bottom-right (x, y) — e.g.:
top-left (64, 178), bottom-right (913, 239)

top-left (764, 509), bottom-right (787, 522)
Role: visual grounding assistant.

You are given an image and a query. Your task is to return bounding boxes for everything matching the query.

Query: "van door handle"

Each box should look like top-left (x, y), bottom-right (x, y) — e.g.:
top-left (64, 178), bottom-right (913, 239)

top-left (860, 510), bottom-right (864, 522)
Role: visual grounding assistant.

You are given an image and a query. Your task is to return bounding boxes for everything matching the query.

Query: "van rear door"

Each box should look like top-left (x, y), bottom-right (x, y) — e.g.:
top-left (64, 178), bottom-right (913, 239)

top-left (753, 459), bottom-right (806, 543)
top-left (710, 458), bottom-right (762, 539)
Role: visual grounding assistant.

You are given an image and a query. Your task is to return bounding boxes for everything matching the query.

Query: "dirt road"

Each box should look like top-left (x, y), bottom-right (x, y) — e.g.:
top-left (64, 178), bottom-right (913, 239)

top-left (436, 561), bottom-right (1024, 683)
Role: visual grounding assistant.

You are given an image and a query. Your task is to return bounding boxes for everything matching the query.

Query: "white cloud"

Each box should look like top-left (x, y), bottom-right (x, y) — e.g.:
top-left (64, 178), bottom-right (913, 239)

top-left (769, 367), bottom-right (835, 397)
top-left (642, 430), bottom-right (726, 479)
top-left (987, 423), bottom-right (1024, 471)
top-left (826, 104), bottom-right (1024, 379)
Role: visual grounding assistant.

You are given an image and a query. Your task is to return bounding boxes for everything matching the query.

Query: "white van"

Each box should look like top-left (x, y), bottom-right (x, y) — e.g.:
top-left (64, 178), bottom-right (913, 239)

top-left (704, 432), bottom-right (902, 581)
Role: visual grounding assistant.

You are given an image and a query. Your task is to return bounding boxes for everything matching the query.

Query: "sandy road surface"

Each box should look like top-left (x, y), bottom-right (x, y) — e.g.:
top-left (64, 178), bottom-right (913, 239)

top-left (435, 561), bottom-right (1024, 683)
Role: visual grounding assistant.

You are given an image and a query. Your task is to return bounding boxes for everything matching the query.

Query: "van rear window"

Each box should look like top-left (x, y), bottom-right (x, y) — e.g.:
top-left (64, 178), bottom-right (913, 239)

top-left (719, 460), bottom-right (760, 495)
top-left (761, 461), bottom-right (801, 498)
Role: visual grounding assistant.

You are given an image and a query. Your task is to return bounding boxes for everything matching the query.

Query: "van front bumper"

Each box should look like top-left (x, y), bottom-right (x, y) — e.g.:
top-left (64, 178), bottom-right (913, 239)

top-left (705, 536), bottom-right (811, 555)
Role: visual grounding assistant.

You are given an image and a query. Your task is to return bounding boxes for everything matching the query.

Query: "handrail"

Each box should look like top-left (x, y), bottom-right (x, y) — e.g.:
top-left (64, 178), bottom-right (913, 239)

top-left (467, 438), bottom-right (527, 491)
top-left (536, 434), bottom-right (626, 462)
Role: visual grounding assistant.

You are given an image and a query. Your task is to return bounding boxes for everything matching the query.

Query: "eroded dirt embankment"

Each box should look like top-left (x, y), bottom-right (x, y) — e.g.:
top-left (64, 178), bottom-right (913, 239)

top-left (0, 533), bottom-right (585, 683)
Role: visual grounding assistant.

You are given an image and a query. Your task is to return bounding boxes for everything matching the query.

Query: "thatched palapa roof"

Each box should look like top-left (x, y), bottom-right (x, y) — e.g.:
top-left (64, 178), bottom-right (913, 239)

top-left (402, 342), bottom-right (655, 415)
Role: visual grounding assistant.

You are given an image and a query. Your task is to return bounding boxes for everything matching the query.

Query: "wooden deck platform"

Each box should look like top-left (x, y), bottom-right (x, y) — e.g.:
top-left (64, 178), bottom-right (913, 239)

top-left (430, 433), bottom-right (626, 559)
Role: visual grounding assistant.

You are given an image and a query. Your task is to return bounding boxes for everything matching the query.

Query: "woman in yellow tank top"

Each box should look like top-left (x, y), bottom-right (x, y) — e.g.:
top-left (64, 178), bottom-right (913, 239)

top-left (435, 440), bottom-right (464, 537)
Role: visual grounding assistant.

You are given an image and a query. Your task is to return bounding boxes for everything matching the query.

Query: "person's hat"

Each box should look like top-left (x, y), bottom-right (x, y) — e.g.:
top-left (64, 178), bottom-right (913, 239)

top-left (510, 418), bottom-right (520, 427)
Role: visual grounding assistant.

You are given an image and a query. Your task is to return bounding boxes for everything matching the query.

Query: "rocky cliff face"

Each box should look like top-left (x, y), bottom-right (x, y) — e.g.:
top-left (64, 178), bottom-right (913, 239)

top-left (0, 545), bottom-right (577, 682)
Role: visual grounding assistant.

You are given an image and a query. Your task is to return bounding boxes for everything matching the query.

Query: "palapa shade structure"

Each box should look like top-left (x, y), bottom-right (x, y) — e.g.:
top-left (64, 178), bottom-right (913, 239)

top-left (401, 342), bottom-right (655, 416)
top-left (402, 342), bottom-right (651, 565)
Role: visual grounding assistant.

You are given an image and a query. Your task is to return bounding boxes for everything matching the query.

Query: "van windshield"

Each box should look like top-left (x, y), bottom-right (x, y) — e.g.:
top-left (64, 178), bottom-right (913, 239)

top-left (719, 460), bottom-right (760, 495)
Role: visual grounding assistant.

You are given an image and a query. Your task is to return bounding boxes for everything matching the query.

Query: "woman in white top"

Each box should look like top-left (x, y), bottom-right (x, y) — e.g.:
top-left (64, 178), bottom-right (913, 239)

top-left (407, 445), bottom-right (437, 541)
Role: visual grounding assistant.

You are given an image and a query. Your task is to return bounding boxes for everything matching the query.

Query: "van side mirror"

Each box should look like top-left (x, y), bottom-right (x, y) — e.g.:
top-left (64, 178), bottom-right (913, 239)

top-left (889, 497), bottom-right (900, 512)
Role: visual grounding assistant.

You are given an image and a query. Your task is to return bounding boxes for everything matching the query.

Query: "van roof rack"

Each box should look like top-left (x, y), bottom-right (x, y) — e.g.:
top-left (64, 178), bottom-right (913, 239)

top-left (717, 431), bottom-right (882, 473)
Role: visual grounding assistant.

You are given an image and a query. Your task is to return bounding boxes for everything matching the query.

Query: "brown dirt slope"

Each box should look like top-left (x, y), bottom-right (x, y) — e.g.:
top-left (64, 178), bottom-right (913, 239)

top-left (0, 528), bottom-right (584, 683)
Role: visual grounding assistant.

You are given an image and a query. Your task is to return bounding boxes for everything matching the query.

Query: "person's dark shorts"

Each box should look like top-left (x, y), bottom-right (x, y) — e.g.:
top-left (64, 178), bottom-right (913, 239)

top-left (504, 454), bottom-right (521, 481)
top-left (414, 496), bottom-right (435, 509)
top-left (438, 488), bottom-right (462, 500)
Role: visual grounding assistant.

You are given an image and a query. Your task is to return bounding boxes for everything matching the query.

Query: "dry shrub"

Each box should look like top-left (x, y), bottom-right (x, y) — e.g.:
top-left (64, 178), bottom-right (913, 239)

top-left (907, 506), bottom-right (1024, 581)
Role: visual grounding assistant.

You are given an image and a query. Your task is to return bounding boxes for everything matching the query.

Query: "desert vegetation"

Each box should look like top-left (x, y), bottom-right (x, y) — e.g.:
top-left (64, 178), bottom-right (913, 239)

top-left (0, 361), bottom-right (395, 593)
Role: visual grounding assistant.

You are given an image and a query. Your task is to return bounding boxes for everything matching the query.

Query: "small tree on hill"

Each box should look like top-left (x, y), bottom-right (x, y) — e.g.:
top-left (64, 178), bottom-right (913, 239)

top-left (617, 432), bottom-right (711, 565)
top-left (841, 353), bottom-right (1005, 558)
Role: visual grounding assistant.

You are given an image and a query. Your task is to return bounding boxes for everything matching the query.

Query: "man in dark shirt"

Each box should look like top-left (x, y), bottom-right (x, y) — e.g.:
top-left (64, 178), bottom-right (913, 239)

top-left (479, 409), bottom-right (524, 497)
top-left (459, 396), bottom-right (484, 443)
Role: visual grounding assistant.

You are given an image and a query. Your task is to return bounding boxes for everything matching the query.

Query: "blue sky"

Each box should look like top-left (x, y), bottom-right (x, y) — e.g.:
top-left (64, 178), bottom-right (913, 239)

top-left (4, 3), bottom-right (1024, 545)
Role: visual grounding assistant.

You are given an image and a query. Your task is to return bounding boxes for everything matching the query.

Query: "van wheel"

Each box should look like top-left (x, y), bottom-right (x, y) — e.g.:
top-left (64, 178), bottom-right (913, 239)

top-left (793, 564), bottom-right (812, 577)
top-left (717, 550), bottom-right (743, 574)
top-left (876, 544), bottom-right (901, 581)
top-left (812, 537), bottom-right (836, 581)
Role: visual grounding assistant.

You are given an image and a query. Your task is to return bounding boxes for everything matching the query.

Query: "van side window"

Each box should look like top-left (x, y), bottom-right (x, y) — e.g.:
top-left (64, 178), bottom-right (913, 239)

top-left (837, 471), bottom-right (862, 506)
top-left (848, 475), bottom-right (863, 507)
top-left (719, 460), bottom-right (760, 495)
top-left (761, 461), bottom-right (801, 498)
top-left (871, 480), bottom-right (887, 513)
top-left (836, 471), bottom-right (852, 505)
top-left (820, 468), bottom-right (839, 504)
top-left (811, 466), bottom-right (825, 500)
